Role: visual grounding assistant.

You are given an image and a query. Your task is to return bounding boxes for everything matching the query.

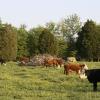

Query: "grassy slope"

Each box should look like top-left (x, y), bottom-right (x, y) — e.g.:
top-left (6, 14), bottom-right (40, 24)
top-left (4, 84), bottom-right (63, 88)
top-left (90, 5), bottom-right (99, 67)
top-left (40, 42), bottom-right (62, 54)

top-left (0, 62), bottom-right (100, 100)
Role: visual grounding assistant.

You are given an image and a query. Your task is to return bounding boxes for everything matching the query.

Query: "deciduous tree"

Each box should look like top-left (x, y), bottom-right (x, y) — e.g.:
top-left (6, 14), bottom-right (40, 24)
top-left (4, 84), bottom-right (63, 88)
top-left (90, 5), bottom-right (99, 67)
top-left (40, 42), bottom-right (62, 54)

top-left (38, 29), bottom-right (58, 55)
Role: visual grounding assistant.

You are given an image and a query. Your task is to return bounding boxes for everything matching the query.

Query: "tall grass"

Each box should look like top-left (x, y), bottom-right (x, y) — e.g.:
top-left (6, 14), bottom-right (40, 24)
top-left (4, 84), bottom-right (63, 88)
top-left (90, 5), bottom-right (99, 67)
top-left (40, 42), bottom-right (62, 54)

top-left (0, 61), bottom-right (100, 100)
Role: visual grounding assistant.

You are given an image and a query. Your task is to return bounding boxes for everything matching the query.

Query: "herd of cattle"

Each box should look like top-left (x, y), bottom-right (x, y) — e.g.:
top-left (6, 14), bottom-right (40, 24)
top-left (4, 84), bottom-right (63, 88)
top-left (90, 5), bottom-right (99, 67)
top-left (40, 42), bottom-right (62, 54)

top-left (0, 56), bottom-right (100, 91)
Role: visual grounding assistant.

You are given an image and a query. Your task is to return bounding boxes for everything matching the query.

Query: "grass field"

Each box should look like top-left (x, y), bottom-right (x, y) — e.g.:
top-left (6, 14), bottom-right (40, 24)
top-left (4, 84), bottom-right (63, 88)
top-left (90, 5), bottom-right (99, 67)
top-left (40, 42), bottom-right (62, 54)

top-left (0, 62), bottom-right (100, 100)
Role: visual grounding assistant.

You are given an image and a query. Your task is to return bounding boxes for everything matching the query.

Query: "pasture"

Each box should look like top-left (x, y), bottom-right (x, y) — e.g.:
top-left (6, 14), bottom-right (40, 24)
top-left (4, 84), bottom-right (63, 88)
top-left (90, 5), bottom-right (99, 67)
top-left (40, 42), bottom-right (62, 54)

top-left (0, 62), bottom-right (100, 100)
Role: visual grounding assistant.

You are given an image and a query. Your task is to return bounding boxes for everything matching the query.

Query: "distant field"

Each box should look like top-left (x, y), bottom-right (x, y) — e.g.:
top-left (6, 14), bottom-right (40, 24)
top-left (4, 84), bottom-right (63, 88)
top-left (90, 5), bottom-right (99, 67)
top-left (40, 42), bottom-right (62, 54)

top-left (0, 62), bottom-right (100, 100)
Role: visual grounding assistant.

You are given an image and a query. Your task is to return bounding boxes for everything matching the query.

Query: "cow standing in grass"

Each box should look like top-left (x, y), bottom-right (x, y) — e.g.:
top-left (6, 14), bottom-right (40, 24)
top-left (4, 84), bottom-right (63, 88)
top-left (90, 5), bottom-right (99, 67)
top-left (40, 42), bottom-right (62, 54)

top-left (44, 58), bottom-right (58, 68)
top-left (44, 58), bottom-right (64, 68)
top-left (64, 63), bottom-right (88, 75)
top-left (80, 69), bottom-right (100, 91)
top-left (56, 58), bottom-right (64, 68)
top-left (17, 56), bottom-right (30, 66)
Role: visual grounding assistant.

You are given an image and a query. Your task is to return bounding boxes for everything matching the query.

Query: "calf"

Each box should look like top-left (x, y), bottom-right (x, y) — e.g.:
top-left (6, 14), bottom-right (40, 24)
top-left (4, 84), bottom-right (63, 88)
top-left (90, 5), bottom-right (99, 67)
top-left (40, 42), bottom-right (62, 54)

top-left (80, 69), bottom-right (100, 91)
top-left (64, 63), bottom-right (88, 75)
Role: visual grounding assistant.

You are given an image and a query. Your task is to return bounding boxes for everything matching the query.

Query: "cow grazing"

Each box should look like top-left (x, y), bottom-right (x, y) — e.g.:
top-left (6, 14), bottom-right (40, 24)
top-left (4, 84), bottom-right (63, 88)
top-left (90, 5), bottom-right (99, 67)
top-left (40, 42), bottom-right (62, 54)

top-left (19, 56), bottom-right (30, 63)
top-left (44, 58), bottom-right (58, 68)
top-left (17, 56), bottom-right (30, 66)
top-left (0, 57), bottom-right (6, 66)
top-left (80, 69), bottom-right (100, 91)
top-left (56, 58), bottom-right (64, 68)
top-left (64, 63), bottom-right (88, 75)
top-left (44, 58), bottom-right (64, 68)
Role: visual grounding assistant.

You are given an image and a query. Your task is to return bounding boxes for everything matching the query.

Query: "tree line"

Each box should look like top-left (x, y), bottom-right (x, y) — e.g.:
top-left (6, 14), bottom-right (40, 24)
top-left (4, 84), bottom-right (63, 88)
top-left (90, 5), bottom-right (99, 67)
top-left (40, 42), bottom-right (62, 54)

top-left (0, 14), bottom-right (100, 61)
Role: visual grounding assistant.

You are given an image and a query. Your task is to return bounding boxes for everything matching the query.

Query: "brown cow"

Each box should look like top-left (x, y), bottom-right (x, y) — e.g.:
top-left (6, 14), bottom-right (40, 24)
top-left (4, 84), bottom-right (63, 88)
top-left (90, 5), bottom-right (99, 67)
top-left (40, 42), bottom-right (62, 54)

top-left (64, 63), bottom-right (88, 75)
top-left (44, 58), bottom-right (58, 68)
top-left (17, 56), bottom-right (30, 66)
top-left (19, 57), bottom-right (29, 63)
top-left (44, 57), bottom-right (65, 68)
top-left (56, 58), bottom-right (64, 68)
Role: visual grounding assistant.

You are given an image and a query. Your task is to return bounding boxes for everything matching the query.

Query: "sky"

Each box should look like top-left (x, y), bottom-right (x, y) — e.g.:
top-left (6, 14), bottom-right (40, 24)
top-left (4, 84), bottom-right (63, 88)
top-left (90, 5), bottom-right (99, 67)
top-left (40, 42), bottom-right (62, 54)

top-left (0, 0), bottom-right (100, 29)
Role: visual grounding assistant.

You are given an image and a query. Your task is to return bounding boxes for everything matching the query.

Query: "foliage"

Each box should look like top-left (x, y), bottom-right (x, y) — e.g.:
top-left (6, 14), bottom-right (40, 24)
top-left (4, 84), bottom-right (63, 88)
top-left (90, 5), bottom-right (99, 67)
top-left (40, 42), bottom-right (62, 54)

top-left (66, 50), bottom-right (77, 57)
top-left (95, 25), bottom-right (100, 61)
top-left (27, 26), bottom-right (44, 56)
top-left (45, 22), bottom-right (67, 58)
top-left (1, 15), bottom-right (100, 61)
top-left (17, 25), bottom-right (28, 57)
top-left (57, 39), bottom-right (68, 59)
top-left (45, 22), bottom-right (56, 33)
top-left (0, 24), bottom-right (17, 60)
top-left (76, 20), bottom-right (100, 61)
top-left (38, 29), bottom-right (58, 55)
top-left (58, 14), bottom-right (81, 57)
top-left (59, 14), bottom-right (81, 41)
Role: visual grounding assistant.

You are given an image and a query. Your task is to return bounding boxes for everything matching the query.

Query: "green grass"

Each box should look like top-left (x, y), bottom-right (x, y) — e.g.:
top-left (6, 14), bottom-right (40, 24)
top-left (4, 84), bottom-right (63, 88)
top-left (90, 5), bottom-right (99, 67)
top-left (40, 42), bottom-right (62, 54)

top-left (0, 61), bottom-right (100, 100)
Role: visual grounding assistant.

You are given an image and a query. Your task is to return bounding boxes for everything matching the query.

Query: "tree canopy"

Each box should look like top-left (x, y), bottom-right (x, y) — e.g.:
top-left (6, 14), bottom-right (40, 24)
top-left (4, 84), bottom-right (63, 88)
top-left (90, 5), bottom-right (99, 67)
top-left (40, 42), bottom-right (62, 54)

top-left (38, 29), bottom-right (58, 55)
top-left (0, 14), bottom-right (100, 61)
top-left (0, 24), bottom-right (17, 60)
top-left (76, 20), bottom-right (100, 61)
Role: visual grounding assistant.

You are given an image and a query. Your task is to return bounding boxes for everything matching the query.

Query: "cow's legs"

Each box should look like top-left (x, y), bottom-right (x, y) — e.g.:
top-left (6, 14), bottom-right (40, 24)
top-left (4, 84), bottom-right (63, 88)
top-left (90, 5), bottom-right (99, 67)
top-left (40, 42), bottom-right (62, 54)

top-left (93, 82), bottom-right (97, 91)
top-left (64, 70), bottom-right (69, 75)
top-left (64, 69), bottom-right (66, 74)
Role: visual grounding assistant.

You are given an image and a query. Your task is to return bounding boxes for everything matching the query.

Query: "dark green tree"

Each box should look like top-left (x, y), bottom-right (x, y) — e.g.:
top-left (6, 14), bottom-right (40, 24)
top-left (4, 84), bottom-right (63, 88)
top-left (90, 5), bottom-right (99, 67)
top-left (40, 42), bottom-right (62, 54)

top-left (76, 20), bottom-right (97, 61)
top-left (95, 25), bottom-right (100, 61)
top-left (57, 38), bottom-right (68, 59)
top-left (0, 24), bottom-right (17, 60)
top-left (27, 26), bottom-right (44, 56)
top-left (38, 29), bottom-right (58, 55)
top-left (17, 25), bottom-right (28, 58)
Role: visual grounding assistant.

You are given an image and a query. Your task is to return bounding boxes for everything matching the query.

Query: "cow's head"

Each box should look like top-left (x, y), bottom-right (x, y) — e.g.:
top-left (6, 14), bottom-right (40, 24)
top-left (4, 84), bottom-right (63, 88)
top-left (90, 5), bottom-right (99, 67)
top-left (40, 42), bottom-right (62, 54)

top-left (79, 64), bottom-right (88, 79)
top-left (81, 64), bottom-right (88, 70)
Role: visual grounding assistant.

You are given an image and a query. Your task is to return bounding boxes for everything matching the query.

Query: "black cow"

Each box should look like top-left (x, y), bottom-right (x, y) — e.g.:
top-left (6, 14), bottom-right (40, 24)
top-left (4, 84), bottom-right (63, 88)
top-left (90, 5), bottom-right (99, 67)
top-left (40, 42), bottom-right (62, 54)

top-left (0, 57), bottom-right (6, 65)
top-left (80, 69), bottom-right (100, 91)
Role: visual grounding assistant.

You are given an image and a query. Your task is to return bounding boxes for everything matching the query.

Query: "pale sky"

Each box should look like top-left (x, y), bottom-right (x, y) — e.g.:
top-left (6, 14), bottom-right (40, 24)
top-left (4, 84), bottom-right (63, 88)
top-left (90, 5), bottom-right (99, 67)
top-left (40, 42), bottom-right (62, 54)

top-left (0, 0), bottom-right (100, 29)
